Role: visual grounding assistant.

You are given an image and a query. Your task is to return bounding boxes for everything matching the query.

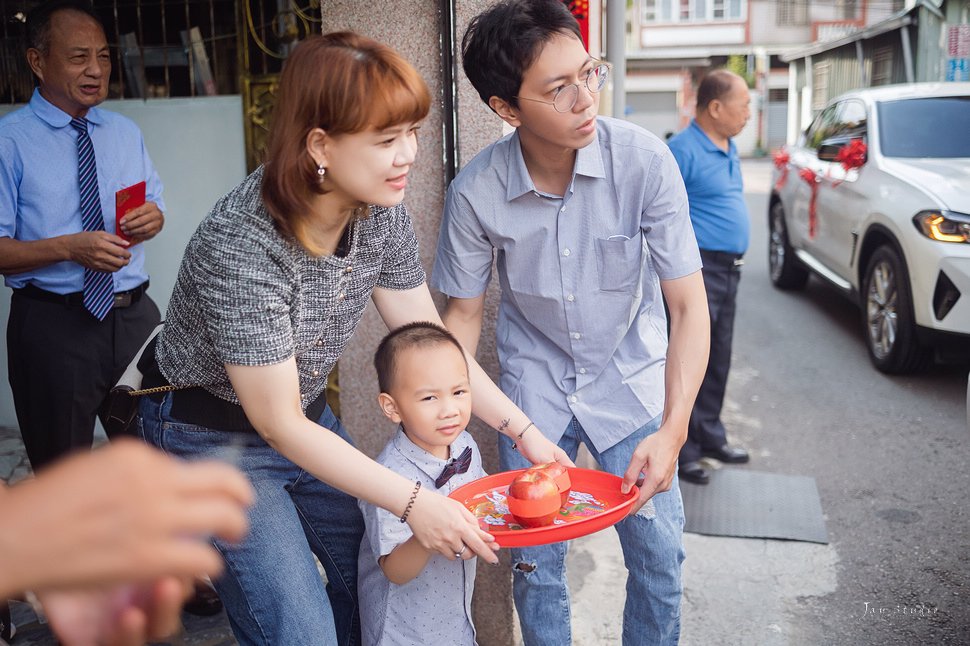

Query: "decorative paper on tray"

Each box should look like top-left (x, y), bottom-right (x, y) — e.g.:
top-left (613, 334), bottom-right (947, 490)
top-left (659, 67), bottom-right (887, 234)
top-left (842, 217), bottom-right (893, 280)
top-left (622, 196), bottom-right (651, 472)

top-left (449, 468), bottom-right (638, 547)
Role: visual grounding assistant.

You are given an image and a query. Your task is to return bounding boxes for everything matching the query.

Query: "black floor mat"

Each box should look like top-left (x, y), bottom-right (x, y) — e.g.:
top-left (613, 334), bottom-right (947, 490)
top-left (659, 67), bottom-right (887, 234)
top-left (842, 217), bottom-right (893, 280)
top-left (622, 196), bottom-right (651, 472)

top-left (680, 468), bottom-right (828, 544)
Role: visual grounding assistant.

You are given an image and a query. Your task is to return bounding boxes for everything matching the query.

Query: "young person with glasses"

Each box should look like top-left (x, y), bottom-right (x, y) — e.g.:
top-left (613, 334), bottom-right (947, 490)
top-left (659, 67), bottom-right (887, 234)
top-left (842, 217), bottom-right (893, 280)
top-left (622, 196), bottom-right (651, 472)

top-left (431, 1), bottom-right (710, 644)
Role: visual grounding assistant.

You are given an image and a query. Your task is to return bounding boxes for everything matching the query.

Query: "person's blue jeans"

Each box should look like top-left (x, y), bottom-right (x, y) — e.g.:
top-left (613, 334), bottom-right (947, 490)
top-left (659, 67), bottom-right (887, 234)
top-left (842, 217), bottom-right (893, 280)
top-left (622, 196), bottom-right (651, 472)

top-left (139, 392), bottom-right (363, 646)
top-left (499, 415), bottom-right (685, 646)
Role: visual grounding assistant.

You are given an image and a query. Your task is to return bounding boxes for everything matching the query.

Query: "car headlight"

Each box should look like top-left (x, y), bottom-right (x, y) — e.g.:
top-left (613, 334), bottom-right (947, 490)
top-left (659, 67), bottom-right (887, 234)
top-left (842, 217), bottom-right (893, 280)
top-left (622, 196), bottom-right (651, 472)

top-left (913, 210), bottom-right (970, 243)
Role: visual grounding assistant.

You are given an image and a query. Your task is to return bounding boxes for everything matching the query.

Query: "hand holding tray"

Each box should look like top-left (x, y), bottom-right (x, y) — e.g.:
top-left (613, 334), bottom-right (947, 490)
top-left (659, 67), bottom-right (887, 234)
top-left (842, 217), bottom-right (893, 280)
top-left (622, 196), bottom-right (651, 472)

top-left (448, 467), bottom-right (638, 547)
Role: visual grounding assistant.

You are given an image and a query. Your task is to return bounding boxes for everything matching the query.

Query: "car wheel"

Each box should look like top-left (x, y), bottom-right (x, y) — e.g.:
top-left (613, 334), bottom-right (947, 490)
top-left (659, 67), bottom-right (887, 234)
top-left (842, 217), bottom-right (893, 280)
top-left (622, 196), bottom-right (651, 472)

top-left (768, 201), bottom-right (809, 290)
top-left (862, 245), bottom-right (930, 374)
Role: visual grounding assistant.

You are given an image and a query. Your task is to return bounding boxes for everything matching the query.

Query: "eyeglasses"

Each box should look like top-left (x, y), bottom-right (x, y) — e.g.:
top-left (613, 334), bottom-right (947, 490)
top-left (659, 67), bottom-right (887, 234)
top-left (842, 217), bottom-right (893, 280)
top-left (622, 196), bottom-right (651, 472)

top-left (514, 63), bottom-right (611, 113)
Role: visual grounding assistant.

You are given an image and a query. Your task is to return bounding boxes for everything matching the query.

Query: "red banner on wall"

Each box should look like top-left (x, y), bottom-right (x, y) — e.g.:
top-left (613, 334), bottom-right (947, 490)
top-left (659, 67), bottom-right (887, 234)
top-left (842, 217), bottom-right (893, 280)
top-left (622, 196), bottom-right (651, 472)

top-left (564, 0), bottom-right (591, 49)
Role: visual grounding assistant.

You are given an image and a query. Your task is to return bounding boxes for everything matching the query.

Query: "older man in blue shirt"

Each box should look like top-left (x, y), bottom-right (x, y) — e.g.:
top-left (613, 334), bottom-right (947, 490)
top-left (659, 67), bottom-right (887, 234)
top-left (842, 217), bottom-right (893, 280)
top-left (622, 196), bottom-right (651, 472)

top-left (668, 69), bottom-right (753, 485)
top-left (432, 1), bottom-right (710, 644)
top-left (0, 1), bottom-right (164, 470)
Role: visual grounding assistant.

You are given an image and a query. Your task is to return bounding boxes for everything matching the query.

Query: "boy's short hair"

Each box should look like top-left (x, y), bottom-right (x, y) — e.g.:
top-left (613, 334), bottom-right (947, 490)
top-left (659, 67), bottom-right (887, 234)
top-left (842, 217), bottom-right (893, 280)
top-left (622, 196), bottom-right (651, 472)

top-left (374, 322), bottom-right (467, 394)
top-left (461, 0), bottom-right (582, 110)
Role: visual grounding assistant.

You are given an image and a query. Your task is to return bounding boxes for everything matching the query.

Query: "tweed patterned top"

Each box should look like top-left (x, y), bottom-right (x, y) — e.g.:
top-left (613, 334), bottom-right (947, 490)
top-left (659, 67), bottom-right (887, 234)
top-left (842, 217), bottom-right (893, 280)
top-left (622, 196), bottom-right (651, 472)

top-left (156, 167), bottom-right (425, 407)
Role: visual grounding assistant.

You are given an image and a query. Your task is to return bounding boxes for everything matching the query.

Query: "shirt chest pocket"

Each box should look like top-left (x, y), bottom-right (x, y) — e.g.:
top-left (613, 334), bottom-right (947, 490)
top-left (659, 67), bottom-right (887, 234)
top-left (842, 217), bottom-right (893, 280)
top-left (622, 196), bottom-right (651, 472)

top-left (594, 233), bottom-right (643, 293)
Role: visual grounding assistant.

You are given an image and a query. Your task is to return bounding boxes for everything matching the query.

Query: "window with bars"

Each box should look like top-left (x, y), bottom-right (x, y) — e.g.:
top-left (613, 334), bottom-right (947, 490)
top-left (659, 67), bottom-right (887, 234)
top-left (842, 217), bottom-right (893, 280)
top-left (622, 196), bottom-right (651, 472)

top-left (776, 0), bottom-right (808, 27)
top-left (838, 0), bottom-right (859, 20)
top-left (0, 0), bottom-right (320, 104)
top-left (641, 0), bottom-right (744, 23)
top-left (812, 61), bottom-right (831, 112)
top-left (872, 46), bottom-right (894, 86)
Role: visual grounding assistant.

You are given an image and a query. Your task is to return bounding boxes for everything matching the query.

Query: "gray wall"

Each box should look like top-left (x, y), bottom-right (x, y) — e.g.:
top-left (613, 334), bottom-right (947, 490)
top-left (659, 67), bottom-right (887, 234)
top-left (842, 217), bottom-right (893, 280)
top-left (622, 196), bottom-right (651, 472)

top-left (0, 95), bottom-right (247, 426)
top-left (318, 2), bottom-right (513, 643)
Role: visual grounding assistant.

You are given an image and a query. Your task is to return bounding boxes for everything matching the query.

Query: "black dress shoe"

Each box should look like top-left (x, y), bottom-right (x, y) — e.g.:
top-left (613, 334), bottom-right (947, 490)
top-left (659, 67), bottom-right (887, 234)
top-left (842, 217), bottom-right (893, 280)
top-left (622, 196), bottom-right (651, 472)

top-left (183, 580), bottom-right (223, 617)
top-left (679, 461), bottom-right (710, 485)
top-left (703, 443), bottom-right (750, 464)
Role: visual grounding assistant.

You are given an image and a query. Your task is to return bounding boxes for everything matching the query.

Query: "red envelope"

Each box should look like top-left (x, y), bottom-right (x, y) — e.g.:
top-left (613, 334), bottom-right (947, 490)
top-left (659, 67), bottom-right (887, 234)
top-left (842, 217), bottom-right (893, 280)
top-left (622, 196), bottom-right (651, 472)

top-left (115, 181), bottom-right (146, 242)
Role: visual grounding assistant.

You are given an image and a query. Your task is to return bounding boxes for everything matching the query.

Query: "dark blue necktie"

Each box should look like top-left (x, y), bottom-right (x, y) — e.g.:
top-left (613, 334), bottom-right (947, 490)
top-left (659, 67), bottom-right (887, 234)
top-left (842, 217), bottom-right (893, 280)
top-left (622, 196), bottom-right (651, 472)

top-left (435, 445), bottom-right (473, 488)
top-left (70, 117), bottom-right (114, 321)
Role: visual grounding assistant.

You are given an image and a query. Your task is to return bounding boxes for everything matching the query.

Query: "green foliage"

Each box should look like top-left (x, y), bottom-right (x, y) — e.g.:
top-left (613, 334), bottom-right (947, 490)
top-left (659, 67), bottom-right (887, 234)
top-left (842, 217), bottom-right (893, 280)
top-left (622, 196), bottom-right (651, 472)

top-left (726, 55), bottom-right (756, 88)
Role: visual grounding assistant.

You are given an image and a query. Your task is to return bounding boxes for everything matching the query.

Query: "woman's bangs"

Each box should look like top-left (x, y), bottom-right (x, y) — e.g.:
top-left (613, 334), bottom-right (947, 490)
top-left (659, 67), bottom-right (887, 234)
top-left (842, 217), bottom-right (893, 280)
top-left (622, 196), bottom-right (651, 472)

top-left (364, 67), bottom-right (430, 131)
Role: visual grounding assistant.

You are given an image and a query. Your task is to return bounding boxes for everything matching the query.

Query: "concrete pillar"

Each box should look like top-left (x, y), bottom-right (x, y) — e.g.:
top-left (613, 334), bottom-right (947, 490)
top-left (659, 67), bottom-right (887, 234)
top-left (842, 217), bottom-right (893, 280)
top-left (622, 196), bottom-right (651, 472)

top-left (320, 2), bottom-right (512, 644)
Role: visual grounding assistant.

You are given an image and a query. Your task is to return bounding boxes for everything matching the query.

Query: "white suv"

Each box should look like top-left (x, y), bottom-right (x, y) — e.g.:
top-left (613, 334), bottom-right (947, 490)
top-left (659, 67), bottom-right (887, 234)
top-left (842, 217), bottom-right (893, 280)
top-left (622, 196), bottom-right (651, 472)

top-left (769, 83), bottom-right (970, 373)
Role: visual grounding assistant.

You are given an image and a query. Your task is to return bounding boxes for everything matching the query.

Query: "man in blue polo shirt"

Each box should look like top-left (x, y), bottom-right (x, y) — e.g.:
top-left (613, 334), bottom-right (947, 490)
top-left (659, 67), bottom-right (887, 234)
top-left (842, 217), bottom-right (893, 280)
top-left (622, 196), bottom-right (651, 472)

top-left (668, 69), bottom-right (752, 485)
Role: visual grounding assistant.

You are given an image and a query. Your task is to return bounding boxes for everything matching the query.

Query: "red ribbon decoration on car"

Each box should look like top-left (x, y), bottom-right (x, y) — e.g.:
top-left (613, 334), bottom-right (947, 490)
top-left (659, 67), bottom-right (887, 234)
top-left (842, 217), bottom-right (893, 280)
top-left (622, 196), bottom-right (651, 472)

top-left (772, 149), bottom-right (790, 192)
top-left (835, 139), bottom-right (867, 171)
top-left (799, 167), bottom-right (820, 240)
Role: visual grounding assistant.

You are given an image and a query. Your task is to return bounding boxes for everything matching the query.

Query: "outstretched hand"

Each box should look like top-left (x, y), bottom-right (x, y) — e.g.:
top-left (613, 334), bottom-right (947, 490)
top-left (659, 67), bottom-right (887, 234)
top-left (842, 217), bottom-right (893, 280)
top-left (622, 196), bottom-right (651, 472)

top-left (515, 425), bottom-right (575, 468)
top-left (0, 439), bottom-right (253, 597)
top-left (405, 487), bottom-right (500, 564)
top-left (40, 577), bottom-right (190, 646)
top-left (621, 424), bottom-right (681, 514)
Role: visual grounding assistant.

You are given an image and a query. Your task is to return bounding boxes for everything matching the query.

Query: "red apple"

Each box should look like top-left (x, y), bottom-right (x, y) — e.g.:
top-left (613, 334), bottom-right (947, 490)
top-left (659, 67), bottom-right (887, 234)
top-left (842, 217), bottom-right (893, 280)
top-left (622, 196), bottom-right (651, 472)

top-left (529, 462), bottom-right (572, 506)
top-left (507, 470), bottom-right (561, 528)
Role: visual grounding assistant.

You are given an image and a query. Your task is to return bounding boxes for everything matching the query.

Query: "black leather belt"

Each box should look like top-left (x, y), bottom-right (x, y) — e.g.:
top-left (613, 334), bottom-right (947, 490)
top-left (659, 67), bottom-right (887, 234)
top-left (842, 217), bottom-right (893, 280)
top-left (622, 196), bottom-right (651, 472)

top-left (700, 249), bottom-right (745, 268)
top-left (15, 281), bottom-right (149, 308)
top-left (140, 335), bottom-right (329, 433)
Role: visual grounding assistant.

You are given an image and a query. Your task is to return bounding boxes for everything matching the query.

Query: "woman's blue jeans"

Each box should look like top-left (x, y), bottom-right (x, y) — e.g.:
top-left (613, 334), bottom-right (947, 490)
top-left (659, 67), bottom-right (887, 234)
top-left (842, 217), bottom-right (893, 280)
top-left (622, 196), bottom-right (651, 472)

top-left (499, 415), bottom-right (686, 646)
top-left (139, 392), bottom-right (363, 646)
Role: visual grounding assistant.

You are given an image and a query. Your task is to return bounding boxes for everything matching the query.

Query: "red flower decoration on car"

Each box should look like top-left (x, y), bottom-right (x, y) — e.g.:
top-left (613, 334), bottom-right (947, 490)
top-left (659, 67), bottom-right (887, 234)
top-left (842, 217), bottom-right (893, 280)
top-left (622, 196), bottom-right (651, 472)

top-left (773, 149), bottom-right (791, 192)
top-left (836, 139), bottom-right (867, 171)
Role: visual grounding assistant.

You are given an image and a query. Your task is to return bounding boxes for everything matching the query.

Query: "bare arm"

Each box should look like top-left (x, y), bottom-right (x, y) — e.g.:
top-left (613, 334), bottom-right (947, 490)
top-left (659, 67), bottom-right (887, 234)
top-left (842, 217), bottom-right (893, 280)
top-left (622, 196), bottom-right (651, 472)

top-left (372, 284), bottom-right (573, 468)
top-left (227, 355), bottom-right (499, 564)
top-left (441, 293), bottom-right (485, 358)
top-left (621, 270), bottom-right (709, 508)
top-left (0, 233), bottom-right (131, 276)
top-left (378, 536), bottom-right (433, 585)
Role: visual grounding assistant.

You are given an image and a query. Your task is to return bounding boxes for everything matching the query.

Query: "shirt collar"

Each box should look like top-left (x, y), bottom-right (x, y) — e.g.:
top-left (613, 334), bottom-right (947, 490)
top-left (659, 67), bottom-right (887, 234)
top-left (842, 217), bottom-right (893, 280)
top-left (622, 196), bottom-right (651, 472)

top-left (29, 87), bottom-right (105, 129)
top-left (505, 126), bottom-right (606, 201)
top-left (689, 119), bottom-right (735, 156)
top-left (390, 426), bottom-right (472, 483)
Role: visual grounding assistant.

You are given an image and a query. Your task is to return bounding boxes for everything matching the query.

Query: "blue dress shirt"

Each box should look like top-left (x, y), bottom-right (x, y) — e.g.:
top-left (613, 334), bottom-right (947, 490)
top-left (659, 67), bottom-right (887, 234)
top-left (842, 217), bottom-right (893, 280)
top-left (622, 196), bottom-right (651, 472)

top-left (432, 117), bottom-right (702, 452)
top-left (667, 120), bottom-right (749, 254)
top-left (0, 89), bottom-right (164, 293)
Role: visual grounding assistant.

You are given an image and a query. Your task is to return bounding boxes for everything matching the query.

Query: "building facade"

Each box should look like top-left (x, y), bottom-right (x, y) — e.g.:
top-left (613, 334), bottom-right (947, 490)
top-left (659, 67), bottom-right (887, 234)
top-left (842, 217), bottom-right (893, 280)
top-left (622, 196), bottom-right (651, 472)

top-left (783, 0), bottom-right (970, 138)
top-left (626, 0), bottom-right (906, 152)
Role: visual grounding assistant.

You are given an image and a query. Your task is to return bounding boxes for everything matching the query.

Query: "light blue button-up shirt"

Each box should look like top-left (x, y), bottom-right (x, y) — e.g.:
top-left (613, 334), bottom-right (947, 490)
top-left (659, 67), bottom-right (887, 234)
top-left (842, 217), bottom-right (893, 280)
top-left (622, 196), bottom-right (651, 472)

top-left (0, 89), bottom-right (164, 293)
top-left (432, 116), bottom-right (701, 452)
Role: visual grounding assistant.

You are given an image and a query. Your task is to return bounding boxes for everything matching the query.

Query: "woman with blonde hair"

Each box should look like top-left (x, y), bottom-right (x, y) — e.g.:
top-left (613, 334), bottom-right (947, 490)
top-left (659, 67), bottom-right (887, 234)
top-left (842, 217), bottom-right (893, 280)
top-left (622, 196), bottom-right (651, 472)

top-left (138, 32), bottom-right (569, 645)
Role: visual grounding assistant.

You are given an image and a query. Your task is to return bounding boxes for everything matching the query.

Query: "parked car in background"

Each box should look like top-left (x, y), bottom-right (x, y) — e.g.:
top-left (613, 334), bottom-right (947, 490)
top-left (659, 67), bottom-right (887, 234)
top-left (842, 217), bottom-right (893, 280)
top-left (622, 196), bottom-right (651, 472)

top-left (769, 83), bottom-right (970, 374)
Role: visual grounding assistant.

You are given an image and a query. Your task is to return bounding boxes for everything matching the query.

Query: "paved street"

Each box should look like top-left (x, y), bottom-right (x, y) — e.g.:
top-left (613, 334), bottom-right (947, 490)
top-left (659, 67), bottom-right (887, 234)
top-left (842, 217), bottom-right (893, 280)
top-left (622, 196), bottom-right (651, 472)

top-left (4, 159), bottom-right (969, 645)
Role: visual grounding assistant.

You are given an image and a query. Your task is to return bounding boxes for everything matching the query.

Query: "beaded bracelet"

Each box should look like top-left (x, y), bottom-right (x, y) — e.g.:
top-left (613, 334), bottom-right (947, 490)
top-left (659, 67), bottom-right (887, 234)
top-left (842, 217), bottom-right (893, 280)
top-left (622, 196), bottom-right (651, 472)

top-left (399, 480), bottom-right (422, 523)
top-left (511, 421), bottom-right (535, 451)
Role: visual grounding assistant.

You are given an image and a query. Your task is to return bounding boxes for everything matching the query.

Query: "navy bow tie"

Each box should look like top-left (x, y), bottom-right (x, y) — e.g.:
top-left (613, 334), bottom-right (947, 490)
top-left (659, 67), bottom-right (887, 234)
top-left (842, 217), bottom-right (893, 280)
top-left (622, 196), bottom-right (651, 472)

top-left (435, 445), bottom-right (473, 488)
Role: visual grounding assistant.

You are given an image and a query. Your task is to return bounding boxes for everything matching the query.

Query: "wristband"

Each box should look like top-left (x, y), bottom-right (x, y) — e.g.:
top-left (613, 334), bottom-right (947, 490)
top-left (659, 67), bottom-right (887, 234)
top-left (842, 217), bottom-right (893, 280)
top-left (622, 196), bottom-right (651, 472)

top-left (511, 421), bottom-right (535, 451)
top-left (399, 480), bottom-right (421, 523)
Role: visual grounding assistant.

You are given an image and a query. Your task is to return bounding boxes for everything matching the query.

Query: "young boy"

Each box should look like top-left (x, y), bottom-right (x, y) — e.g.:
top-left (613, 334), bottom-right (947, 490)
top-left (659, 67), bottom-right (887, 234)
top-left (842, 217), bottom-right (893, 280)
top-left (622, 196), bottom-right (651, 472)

top-left (431, 1), bottom-right (710, 644)
top-left (357, 322), bottom-right (486, 646)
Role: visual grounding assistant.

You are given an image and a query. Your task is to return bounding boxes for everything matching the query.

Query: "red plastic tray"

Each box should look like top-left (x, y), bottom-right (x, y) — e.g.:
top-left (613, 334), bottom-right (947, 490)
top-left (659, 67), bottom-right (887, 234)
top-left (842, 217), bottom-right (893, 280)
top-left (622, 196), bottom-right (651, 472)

top-left (448, 467), bottom-right (638, 547)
